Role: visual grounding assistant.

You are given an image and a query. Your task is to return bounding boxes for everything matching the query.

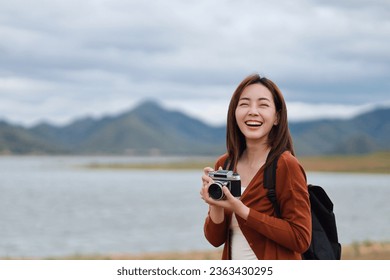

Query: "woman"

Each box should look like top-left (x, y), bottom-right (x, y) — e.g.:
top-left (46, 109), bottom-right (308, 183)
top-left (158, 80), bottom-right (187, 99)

top-left (200, 73), bottom-right (311, 260)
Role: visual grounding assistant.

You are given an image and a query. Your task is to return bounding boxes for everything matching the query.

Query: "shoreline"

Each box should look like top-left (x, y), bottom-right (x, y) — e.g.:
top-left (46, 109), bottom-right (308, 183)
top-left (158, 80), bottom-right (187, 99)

top-left (84, 152), bottom-right (390, 174)
top-left (2, 241), bottom-right (389, 260)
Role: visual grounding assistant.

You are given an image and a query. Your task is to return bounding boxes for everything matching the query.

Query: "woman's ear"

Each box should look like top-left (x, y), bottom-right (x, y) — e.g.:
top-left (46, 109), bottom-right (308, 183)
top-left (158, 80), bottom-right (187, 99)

top-left (274, 112), bottom-right (280, 126)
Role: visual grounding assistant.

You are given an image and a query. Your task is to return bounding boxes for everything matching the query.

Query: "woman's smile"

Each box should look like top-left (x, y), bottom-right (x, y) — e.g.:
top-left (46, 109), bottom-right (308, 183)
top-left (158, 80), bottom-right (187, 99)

top-left (245, 120), bottom-right (263, 127)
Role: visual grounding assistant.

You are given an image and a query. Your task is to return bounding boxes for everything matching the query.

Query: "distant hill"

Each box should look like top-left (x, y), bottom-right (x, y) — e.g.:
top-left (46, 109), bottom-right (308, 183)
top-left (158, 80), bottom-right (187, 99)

top-left (0, 101), bottom-right (389, 156)
top-left (290, 107), bottom-right (390, 155)
top-left (0, 121), bottom-right (67, 154)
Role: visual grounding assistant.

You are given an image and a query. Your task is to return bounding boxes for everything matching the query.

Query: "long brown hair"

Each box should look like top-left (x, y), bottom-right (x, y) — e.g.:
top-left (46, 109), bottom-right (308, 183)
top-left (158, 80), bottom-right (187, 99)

top-left (226, 73), bottom-right (294, 169)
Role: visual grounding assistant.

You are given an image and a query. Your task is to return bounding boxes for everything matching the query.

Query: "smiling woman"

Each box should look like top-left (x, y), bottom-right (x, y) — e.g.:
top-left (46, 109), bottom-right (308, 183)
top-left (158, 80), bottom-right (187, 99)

top-left (225, 75), bottom-right (293, 170)
top-left (235, 84), bottom-right (279, 144)
top-left (200, 74), bottom-right (311, 260)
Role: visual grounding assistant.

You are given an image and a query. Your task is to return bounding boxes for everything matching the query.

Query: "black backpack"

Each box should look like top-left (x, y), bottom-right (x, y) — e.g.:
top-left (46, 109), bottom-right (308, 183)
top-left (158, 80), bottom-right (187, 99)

top-left (263, 154), bottom-right (342, 260)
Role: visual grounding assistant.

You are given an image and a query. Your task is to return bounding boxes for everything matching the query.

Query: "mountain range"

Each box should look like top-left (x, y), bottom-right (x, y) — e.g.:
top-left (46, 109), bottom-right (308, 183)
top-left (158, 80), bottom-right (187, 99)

top-left (0, 101), bottom-right (389, 156)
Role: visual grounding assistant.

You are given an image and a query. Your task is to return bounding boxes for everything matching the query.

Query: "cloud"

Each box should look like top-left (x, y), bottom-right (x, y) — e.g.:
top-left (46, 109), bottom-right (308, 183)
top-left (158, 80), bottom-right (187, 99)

top-left (0, 0), bottom-right (389, 126)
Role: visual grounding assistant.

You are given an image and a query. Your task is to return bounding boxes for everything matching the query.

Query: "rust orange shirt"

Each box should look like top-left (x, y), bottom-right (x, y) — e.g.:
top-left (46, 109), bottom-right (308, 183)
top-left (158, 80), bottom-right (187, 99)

top-left (204, 151), bottom-right (312, 260)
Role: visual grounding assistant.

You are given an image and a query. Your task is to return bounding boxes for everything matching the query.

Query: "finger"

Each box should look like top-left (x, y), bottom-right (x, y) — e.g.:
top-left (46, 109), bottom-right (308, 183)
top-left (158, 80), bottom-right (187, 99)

top-left (222, 186), bottom-right (235, 200)
top-left (201, 187), bottom-right (211, 203)
top-left (201, 174), bottom-right (210, 182)
top-left (201, 179), bottom-right (209, 188)
top-left (202, 174), bottom-right (214, 186)
top-left (203, 167), bottom-right (214, 175)
top-left (201, 184), bottom-right (209, 197)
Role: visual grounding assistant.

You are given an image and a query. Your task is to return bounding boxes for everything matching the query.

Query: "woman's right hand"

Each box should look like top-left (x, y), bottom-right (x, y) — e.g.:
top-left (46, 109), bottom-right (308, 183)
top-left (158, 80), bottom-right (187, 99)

top-left (200, 166), bottom-right (214, 202)
top-left (200, 167), bottom-right (226, 223)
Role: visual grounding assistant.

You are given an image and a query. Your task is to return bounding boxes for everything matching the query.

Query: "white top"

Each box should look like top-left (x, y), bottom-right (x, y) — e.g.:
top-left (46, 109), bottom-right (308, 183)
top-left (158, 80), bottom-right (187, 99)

top-left (230, 186), bottom-right (257, 260)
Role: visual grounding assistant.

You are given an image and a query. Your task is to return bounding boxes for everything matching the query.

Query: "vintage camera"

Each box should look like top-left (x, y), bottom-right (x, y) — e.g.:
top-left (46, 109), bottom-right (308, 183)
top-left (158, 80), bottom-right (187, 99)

top-left (208, 170), bottom-right (241, 200)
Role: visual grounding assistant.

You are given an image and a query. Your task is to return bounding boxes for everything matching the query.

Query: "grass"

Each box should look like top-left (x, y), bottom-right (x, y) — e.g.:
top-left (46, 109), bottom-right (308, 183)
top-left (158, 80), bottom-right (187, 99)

top-left (85, 152), bottom-right (390, 174)
top-left (299, 152), bottom-right (390, 174)
top-left (3, 241), bottom-right (389, 260)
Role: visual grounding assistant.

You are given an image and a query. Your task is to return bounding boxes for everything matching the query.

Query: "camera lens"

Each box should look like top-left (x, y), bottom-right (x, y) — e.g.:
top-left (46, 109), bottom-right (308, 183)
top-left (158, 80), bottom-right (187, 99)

top-left (208, 182), bottom-right (224, 200)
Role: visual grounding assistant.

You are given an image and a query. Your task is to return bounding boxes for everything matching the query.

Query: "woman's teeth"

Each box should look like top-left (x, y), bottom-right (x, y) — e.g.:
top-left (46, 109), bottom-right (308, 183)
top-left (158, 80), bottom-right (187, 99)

top-left (245, 121), bottom-right (263, 127)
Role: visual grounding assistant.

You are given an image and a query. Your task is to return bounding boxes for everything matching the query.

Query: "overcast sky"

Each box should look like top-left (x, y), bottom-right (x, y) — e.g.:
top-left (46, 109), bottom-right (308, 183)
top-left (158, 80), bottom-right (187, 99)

top-left (1, 0), bottom-right (389, 127)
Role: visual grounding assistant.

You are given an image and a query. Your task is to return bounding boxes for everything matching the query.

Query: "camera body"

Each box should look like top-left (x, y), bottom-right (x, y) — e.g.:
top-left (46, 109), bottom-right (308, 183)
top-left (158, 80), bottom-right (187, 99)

top-left (208, 170), bottom-right (241, 200)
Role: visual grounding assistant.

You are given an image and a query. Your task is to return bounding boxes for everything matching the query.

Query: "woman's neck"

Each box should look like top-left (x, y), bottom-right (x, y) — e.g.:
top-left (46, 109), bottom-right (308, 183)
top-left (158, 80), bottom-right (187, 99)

top-left (241, 141), bottom-right (271, 168)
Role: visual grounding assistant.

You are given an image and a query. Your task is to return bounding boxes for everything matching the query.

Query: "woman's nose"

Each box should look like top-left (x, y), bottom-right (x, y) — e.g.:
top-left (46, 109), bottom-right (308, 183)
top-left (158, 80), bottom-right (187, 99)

top-left (248, 104), bottom-right (259, 116)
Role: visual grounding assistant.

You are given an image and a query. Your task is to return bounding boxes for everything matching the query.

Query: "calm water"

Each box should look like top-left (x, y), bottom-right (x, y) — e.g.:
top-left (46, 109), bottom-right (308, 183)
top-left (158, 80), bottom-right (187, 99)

top-left (0, 156), bottom-right (389, 258)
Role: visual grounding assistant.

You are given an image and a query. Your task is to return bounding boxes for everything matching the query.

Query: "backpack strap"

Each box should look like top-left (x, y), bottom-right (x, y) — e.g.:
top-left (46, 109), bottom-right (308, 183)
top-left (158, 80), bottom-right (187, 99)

top-left (264, 154), bottom-right (282, 218)
top-left (224, 153), bottom-right (282, 218)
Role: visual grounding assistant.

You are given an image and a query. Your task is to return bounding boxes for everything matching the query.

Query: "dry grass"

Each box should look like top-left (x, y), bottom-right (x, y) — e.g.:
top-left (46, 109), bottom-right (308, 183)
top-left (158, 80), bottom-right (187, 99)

top-left (341, 241), bottom-right (390, 260)
top-left (299, 152), bottom-right (390, 174)
top-left (4, 241), bottom-right (388, 260)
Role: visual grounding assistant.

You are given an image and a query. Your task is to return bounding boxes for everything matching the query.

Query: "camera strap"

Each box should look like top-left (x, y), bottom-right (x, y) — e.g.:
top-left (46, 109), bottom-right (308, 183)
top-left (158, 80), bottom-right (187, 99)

top-left (222, 157), bottom-right (234, 171)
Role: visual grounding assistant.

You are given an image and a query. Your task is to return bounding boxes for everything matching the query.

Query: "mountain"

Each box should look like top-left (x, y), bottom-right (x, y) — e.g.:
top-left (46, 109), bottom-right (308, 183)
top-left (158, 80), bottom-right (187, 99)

top-left (0, 121), bottom-right (67, 154)
top-left (290, 107), bottom-right (390, 155)
top-left (26, 101), bottom-right (226, 155)
top-left (0, 101), bottom-right (389, 156)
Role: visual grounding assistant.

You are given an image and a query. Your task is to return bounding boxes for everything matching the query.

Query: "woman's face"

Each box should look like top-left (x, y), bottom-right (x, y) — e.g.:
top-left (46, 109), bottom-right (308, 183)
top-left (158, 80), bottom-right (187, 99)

top-left (235, 83), bottom-right (279, 143)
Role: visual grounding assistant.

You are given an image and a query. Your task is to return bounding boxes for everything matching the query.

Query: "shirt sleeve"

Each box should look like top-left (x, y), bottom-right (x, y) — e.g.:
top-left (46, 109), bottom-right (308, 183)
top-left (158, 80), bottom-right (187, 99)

top-left (203, 213), bottom-right (229, 247)
top-left (244, 153), bottom-right (312, 253)
top-left (203, 154), bottom-right (230, 247)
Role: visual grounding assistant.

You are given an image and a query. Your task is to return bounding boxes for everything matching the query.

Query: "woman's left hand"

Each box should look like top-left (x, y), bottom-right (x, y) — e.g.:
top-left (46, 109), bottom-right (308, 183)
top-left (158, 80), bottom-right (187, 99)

top-left (202, 186), bottom-right (250, 220)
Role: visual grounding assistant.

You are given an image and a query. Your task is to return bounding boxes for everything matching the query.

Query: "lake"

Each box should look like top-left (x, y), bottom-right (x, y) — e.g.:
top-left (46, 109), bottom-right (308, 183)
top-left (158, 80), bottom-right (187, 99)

top-left (0, 156), bottom-right (389, 258)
